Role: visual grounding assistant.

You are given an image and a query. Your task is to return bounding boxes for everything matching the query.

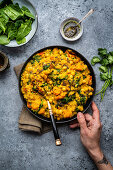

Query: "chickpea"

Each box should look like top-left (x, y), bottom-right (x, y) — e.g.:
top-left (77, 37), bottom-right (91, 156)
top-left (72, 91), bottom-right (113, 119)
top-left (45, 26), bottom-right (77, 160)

top-left (69, 75), bottom-right (73, 79)
top-left (59, 110), bottom-right (62, 114)
top-left (62, 86), bottom-right (67, 91)
top-left (70, 61), bottom-right (73, 65)
top-left (49, 80), bottom-right (53, 84)
top-left (71, 71), bottom-right (75, 75)
top-left (49, 98), bottom-right (52, 103)
top-left (63, 66), bottom-right (67, 70)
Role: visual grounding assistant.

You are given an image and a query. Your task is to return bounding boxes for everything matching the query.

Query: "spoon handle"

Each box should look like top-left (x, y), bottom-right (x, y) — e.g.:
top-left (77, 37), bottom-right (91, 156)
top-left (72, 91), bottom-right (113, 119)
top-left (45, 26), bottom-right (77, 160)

top-left (78, 9), bottom-right (94, 25)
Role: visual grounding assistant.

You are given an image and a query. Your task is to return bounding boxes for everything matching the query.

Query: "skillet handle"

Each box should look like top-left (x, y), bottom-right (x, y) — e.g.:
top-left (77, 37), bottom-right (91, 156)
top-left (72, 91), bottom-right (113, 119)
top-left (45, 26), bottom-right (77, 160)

top-left (50, 114), bottom-right (62, 146)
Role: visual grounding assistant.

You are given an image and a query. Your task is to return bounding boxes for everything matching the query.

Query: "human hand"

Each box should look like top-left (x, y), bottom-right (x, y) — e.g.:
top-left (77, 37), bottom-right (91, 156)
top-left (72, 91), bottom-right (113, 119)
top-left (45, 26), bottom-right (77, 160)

top-left (70, 102), bottom-right (103, 162)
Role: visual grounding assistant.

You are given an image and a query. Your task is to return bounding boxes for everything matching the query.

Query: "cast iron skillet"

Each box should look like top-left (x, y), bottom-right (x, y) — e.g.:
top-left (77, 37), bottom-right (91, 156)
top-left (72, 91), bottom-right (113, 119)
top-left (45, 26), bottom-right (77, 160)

top-left (19, 46), bottom-right (96, 124)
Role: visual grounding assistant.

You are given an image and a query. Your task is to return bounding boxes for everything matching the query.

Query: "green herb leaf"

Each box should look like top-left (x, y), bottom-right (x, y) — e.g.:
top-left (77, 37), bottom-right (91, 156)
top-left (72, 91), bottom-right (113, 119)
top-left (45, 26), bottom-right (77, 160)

top-left (16, 19), bottom-right (32, 41)
top-left (33, 55), bottom-right (41, 63)
top-left (3, 3), bottom-right (24, 20)
top-left (15, 19), bottom-right (24, 29)
top-left (0, 10), bottom-right (9, 32)
top-left (0, 28), bottom-right (2, 34)
top-left (0, 35), bottom-right (10, 45)
top-left (43, 64), bottom-right (50, 70)
top-left (7, 21), bottom-right (17, 40)
top-left (100, 72), bottom-right (109, 81)
top-left (0, 9), bottom-right (9, 22)
top-left (99, 66), bottom-right (108, 73)
top-left (108, 54), bottom-right (113, 65)
top-left (91, 56), bottom-right (101, 66)
top-left (109, 51), bottom-right (113, 56)
top-left (100, 58), bottom-right (109, 66)
top-left (16, 37), bottom-right (26, 44)
top-left (98, 48), bottom-right (107, 57)
top-left (21, 6), bottom-right (35, 19)
top-left (0, 0), bottom-right (13, 9)
top-left (80, 96), bottom-right (86, 104)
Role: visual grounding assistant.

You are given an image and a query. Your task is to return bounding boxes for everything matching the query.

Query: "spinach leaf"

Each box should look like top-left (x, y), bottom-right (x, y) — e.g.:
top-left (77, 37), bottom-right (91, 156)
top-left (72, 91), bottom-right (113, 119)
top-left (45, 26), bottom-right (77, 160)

top-left (0, 17), bottom-right (6, 32)
top-left (99, 66), bottom-right (108, 73)
top-left (0, 35), bottom-right (10, 45)
top-left (57, 94), bottom-right (75, 105)
top-left (0, 28), bottom-right (2, 34)
top-left (91, 56), bottom-right (101, 66)
top-left (16, 19), bottom-right (32, 41)
top-left (0, 0), bottom-right (13, 9)
top-left (15, 19), bottom-right (24, 29)
top-left (37, 100), bottom-right (43, 113)
top-left (80, 96), bottom-right (86, 104)
top-left (0, 9), bottom-right (9, 22)
top-left (21, 6), bottom-right (35, 19)
top-left (33, 55), bottom-right (41, 63)
top-left (98, 48), bottom-right (107, 57)
top-left (16, 37), bottom-right (26, 45)
top-left (43, 64), bottom-right (50, 70)
top-left (108, 54), bottom-right (113, 64)
top-left (7, 21), bottom-right (17, 40)
top-left (0, 11), bottom-right (9, 32)
top-left (3, 3), bottom-right (24, 20)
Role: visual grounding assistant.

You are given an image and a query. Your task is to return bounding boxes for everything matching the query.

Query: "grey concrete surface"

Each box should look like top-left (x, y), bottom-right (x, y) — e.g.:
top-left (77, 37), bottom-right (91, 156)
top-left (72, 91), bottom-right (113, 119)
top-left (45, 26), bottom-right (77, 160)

top-left (0, 0), bottom-right (113, 169)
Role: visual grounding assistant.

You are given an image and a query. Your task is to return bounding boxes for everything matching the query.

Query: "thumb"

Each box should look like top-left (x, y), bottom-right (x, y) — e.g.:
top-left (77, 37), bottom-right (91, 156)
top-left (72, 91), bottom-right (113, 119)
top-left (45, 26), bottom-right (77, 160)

top-left (77, 112), bottom-right (87, 131)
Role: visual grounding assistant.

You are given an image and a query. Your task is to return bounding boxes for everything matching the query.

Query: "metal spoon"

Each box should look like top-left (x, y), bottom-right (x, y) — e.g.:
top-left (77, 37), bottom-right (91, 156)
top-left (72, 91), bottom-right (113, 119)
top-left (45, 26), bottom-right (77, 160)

top-left (64, 9), bottom-right (94, 38)
top-left (47, 100), bottom-right (62, 146)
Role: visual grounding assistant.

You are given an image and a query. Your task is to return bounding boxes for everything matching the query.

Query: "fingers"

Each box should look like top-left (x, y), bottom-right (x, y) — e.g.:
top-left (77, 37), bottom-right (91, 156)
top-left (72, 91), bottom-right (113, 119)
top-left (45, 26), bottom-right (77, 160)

top-left (70, 119), bottom-right (79, 128)
top-left (91, 101), bottom-right (100, 122)
top-left (84, 113), bottom-right (92, 122)
top-left (70, 123), bottom-right (79, 129)
top-left (77, 112), bottom-right (88, 131)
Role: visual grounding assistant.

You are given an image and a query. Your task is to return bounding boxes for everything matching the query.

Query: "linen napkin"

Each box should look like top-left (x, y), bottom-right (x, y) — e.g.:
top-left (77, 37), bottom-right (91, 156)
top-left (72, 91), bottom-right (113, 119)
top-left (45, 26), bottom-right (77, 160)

top-left (14, 63), bottom-right (52, 134)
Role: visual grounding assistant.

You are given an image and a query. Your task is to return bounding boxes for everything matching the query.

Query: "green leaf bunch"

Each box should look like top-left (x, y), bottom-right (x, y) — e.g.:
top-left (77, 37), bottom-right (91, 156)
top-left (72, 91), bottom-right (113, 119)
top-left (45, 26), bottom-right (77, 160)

top-left (91, 48), bottom-right (113, 101)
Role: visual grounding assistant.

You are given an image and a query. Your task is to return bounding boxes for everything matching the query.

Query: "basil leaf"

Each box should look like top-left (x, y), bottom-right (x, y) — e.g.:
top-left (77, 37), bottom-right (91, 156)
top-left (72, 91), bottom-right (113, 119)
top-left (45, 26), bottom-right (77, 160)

top-left (0, 35), bottom-right (10, 45)
top-left (7, 21), bottom-right (17, 40)
top-left (3, 3), bottom-right (24, 20)
top-left (16, 37), bottom-right (26, 45)
top-left (21, 6), bottom-right (35, 19)
top-left (16, 19), bottom-right (32, 41)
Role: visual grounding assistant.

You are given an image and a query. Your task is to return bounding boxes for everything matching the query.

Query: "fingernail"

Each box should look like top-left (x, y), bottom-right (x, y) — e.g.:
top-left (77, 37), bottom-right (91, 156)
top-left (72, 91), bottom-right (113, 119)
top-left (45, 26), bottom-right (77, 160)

top-left (78, 112), bottom-right (83, 118)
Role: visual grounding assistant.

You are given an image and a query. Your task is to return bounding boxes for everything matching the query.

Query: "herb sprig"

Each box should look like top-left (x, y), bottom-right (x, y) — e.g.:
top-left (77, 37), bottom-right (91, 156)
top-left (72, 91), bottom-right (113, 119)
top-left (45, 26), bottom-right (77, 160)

top-left (91, 48), bottom-right (113, 101)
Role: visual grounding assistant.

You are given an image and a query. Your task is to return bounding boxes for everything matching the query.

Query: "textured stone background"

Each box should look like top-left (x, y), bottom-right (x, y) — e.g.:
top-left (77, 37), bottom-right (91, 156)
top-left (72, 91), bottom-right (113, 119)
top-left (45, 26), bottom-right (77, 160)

top-left (0, 0), bottom-right (113, 169)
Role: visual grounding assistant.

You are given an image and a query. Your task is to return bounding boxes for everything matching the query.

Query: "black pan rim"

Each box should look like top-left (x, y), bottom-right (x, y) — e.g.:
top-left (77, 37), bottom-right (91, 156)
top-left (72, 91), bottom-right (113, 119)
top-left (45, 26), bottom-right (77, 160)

top-left (19, 45), bottom-right (96, 124)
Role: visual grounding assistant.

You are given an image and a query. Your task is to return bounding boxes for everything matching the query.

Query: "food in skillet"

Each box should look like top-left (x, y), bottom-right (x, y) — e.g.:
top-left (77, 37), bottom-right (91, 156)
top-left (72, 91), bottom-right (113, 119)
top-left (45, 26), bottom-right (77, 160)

top-left (21, 48), bottom-right (94, 120)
